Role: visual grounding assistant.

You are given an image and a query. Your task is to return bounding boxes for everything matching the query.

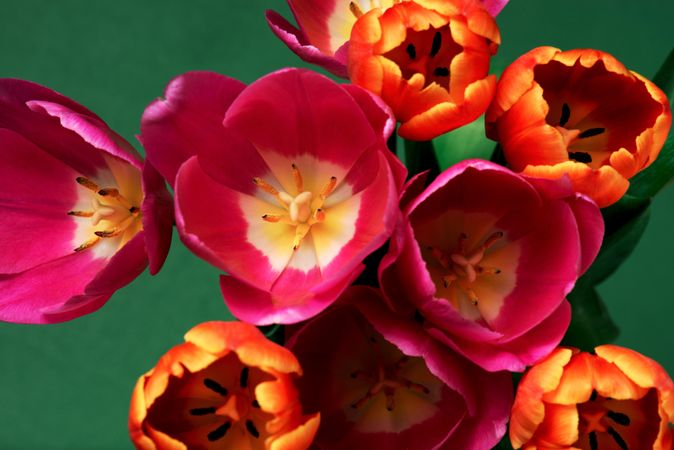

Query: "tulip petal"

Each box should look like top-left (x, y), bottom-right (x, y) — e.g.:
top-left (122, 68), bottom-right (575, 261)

top-left (141, 160), bottom-right (174, 275)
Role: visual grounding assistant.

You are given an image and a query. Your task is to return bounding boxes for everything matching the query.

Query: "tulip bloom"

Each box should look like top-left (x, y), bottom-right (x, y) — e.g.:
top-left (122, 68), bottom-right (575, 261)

top-left (129, 321), bottom-right (320, 450)
top-left (0, 79), bottom-right (172, 324)
top-left (380, 160), bottom-right (604, 372)
top-left (347, 0), bottom-right (500, 140)
top-left (266, 0), bottom-right (508, 79)
top-left (486, 47), bottom-right (672, 207)
top-left (287, 286), bottom-right (512, 450)
top-left (141, 69), bottom-right (402, 325)
top-left (510, 346), bottom-right (674, 450)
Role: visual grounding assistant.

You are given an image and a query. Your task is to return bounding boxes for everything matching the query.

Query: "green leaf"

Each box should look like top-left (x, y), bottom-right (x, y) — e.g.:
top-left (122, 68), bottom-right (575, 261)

top-left (562, 284), bottom-right (619, 351)
top-left (582, 195), bottom-right (651, 285)
top-left (626, 47), bottom-right (674, 198)
top-left (432, 115), bottom-right (497, 170)
top-left (403, 139), bottom-right (440, 179)
top-left (653, 47), bottom-right (674, 110)
top-left (627, 134), bottom-right (674, 198)
top-left (492, 434), bottom-right (513, 450)
top-left (258, 324), bottom-right (285, 345)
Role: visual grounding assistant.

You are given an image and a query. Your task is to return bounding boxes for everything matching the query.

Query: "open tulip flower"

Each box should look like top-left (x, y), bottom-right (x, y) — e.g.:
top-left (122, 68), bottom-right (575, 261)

top-left (141, 68), bottom-right (402, 325)
top-left (380, 160), bottom-right (604, 372)
top-left (510, 345), bottom-right (674, 450)
top-left (266, 0), bottom-right (508, 81)
top-left (347, 0), bottom-right (501, 140)
top-left (0, 79), bottom-right (173, 324)
top-left (129, 321), bottom-right (320, 450)
top-left (486, 47), bottom-right (672, 207)
top-left (287, 286), bottom-right (512, 450)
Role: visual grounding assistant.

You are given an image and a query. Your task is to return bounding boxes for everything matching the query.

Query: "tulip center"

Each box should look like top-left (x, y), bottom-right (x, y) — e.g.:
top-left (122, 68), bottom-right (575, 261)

top-left (575, 389), bottom-right (660, 450)
top-left (382, 26), bottom-right (462, 91)
top-left (428, 231), bottom-right (503, 307)
top-left (254, 163), bottom-right (337, 251)
top-left (69, 176), bottom-right (141, 252)
top-left (349, 336), bottom-right (430, 412)
top-left (146, 355), bottom-right (274, 447)
top-left (552, 102), bottom-right (608, 169)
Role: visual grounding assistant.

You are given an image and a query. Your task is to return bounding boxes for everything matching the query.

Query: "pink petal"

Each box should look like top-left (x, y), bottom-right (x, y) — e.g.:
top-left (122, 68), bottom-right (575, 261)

top-left (141, 160), bottom-right (174, 275)
top-left (480, 0), bottom-right (509, 16)
top-left (219, 265), bottom-right (361, 325)
top-left (0, 128), bottom-right (79, 273)
top-left (566, 194), bottom-right (604, 275)
top-left (27, 100), bottom-right (142, 168)
top-left (222, 69), bottom-right (377, 180)
top-left (266, 10), bottom-right (348, 78)
top-left (140, 71), bottom-right (246, 186)
top-left (0, 251), bottom-right (106, 324)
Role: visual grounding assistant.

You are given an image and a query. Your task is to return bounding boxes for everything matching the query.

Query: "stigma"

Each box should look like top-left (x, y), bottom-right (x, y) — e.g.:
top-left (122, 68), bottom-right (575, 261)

top-left (254, 163), bottom-right (337, 251)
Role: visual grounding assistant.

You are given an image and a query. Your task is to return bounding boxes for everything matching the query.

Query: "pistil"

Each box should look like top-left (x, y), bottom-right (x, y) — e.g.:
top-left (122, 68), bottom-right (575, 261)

top-left (350, 339), bottom-right (430, 412)
top-left (255, 164), bottom-right (337, 251)
top-left (429, 231), bottom-right (503, 306)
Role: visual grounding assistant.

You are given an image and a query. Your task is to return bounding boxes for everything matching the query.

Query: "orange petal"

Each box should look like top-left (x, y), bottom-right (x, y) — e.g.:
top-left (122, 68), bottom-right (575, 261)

top-left (534, 403), bottom-right (579, 447)
top-left (269, 413), bottom-right (321, 450)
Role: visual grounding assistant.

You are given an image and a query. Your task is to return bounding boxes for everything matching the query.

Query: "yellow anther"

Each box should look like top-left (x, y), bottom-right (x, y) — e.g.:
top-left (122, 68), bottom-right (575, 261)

top-left (349, 1), bottom-right (364, 18)
top-left (76, 177), bottom-right (99, 192)
top-left (74, 236), bottom-right (100, 252)
top-left (68, 210), bottom-right (94, 218)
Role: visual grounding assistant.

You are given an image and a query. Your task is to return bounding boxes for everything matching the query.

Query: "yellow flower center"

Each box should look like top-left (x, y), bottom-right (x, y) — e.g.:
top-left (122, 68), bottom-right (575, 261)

top-left (69, 176), bottom-right (141, 252)
top-left (254, 163), bottom-right (337, 251)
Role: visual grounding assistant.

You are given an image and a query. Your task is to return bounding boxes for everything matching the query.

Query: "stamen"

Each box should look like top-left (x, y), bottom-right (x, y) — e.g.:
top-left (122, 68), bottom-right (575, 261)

top-left (607, 411), bottom-right (631, 426)
top-left (189, 407), bottom-right (216, 416)
top-left (430, 31), bottom-right (442, 57)
top-left (240, 367), bottom-right (249, 389)
top-left (400, 378), bottom-right (431, 395)
top-left (406, 43), bottom-right (416, 60)
top-left (464, 286), bottom-right (479, 305)
top-left (477, 266), bottom-right (501, 275)
top-left (291, 163), bottom-right (304, 193)
top-left (68, 210), bottom-right (94, 217)
top-left (578, 127), bottom-right (605, 139)
top-left (98, 188), bottom-right (133, 209)
top-left (261, 214), bottom-right (293, 224)
top-left (95, 228), bottom-right (123, 238)
top-left (349, 1), bottom-right (364, 18)
top-left (292, 223), bottom-right (311, 250)
top-left (482, 231), bottom-right (504, 249)
top-left (320, 176), bottom-right (338, 201)
top-left (246, 420), bottom-right (260, 438)
top-left (252, 399), bottom-right (260, 408)
top-left (207, 422), bottom-right (231, 442)
top-left (560, 103), bottom-right (571, 127)
top-left (253, 177), bottom-right (288, 206)
top-left (203, 378), bottom-right (229, 397)
top-left (607, 427), bottom-right (629, 450)
top-left (385, 390), bottom-right (395, 411)
top-left (74, 236), bottom-right (100, 252)
top-left (589, 431), bottom-right (598, 450)
top-left (569, 151), bottom-right (593, 163)
top-left (76, 177), bottom-right (99, 192)
top-left (433, 67), bottom-right (450, 77)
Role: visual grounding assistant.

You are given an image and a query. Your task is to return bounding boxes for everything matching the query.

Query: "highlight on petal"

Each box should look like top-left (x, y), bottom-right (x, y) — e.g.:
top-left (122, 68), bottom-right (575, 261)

top-left (287, 286), bottom-right (512, 450)
top-left (379, 160), bottom-right (603, 372)
top-left (129, 321), bottom-right (319, 450)
top-left (0, 78), bottom-right (173, 324)
top-left (511, 345), bottom-right (674, 449)
top-left (486, 46), bottom-right (672, 207)
top-left (170, 68), bottom-right (400, 325)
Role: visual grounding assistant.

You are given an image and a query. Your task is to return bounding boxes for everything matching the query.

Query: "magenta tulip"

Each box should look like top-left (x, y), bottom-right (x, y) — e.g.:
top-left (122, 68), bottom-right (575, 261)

top-left (380, 160), bottom-right (604, 372)
top-left (141, 69), bottom-right (403, 325)
top-left (287, 286), bottom-right (512, 450)
top-left (0, 79), bottom-right (173, 324)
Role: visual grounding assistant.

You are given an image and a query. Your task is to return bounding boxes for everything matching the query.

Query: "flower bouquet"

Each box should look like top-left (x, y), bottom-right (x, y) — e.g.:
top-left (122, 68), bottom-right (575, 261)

top-left (1, 0), bottom-right (673, 449)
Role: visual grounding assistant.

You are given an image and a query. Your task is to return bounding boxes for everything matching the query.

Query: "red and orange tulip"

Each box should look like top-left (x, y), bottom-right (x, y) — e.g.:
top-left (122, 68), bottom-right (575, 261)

top-left (348, 0), bottom-right (501, 140)
top-left (510, 345), bottom-right (674, 450)
top-left (486, 47), bottom-right (672, 207)
top-left (129, 321), bottom-right (319, 450)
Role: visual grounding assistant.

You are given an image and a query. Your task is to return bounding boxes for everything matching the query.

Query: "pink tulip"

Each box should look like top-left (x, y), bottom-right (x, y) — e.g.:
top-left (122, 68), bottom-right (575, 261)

top-left (141, 69), bottom-right (403, 325)
top-left (380, 160), bottom-right (604, 372)
top-left (266, 0), bottom-right (510, 78)
top-left (287, 286), bottom-right (512, 450)
top-left (0, 79), bottom-right (173, 324)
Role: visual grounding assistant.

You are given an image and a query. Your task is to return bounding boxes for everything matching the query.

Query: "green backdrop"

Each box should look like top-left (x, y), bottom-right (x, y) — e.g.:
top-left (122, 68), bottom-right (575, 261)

top-left (1, 1), bottom-right (672, 448)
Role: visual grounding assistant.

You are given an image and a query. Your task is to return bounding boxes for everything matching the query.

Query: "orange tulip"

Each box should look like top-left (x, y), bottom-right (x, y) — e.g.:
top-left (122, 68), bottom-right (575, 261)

top-left (510, 345), bottom-right (674, 450)
top-left (348, 0), bottom-right (500, 141)
top-left (129, 321), bottom-right (319, 450)
top-left (486, 47), bottom-right (672, 207)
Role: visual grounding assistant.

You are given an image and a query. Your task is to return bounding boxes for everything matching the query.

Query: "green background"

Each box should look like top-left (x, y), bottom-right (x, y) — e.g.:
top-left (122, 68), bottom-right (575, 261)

top-left (1, 1), bottom-right (672, 448)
